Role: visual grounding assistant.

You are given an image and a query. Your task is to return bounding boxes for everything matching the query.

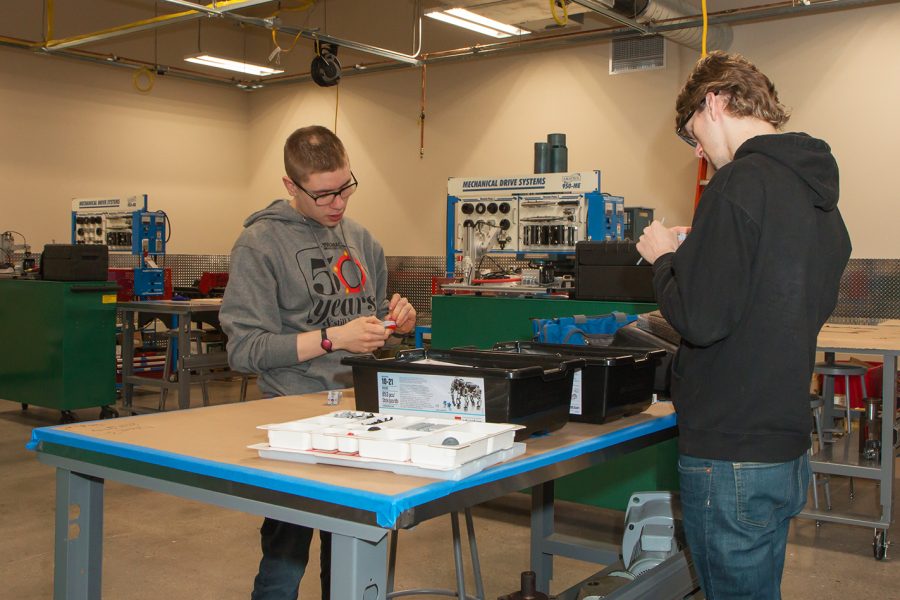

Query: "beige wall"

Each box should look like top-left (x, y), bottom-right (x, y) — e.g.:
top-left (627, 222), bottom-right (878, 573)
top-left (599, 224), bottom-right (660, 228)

top-left (0, 47), bottom-right (250, 255)
top-left (3, 3), bottom-right (898, 258)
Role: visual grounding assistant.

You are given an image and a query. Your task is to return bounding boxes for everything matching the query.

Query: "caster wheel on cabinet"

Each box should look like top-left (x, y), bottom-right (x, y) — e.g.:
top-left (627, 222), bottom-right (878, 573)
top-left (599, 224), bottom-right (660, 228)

top-left (873, 530), bottom-right (888, 561)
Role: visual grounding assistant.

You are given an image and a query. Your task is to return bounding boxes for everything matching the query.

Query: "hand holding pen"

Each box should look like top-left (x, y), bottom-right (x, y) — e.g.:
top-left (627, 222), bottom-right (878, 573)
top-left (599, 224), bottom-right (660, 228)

top-left (636, 218), bottom-right (690, 265)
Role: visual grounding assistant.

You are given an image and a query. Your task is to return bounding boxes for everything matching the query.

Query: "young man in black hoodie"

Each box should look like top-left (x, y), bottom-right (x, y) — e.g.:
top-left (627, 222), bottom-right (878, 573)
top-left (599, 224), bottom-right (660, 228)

top-left (636, 52), bottom-right (850, 599)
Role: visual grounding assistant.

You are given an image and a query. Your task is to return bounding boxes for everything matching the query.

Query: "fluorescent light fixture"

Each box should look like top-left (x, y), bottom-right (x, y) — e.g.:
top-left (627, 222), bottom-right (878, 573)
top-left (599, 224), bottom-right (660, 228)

top-left (426, 9), bottom-right (531, 39)
top-left (445, 8), bottom-right (531, 36)
top-left (184, 54), bottom-right (284, 76)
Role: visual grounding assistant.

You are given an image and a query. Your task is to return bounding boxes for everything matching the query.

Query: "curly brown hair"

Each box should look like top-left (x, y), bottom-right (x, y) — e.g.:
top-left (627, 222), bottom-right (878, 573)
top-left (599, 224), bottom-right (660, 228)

top-left (284, 125), bottom-right (348, 184)
top-left (675, 51), bottom-right (790, 135)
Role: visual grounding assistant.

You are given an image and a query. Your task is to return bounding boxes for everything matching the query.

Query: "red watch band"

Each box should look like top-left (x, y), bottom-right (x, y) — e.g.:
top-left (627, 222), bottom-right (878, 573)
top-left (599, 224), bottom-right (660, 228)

top-left (320, 327), bottom-right (333, 353)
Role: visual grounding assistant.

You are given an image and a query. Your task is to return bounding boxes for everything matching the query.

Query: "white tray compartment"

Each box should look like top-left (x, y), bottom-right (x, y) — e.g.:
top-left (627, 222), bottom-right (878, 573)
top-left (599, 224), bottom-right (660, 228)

top-left (450, 422), bottom-right (519, 453)
top-left (357, 428), bottom-right (425, 462)
top-left (258, 421), bottom-right (320, 451)
top-left (311, 427), bottom-right (353, 451)
top-left (337, 433), bottom-right (360, 453)
top-left (409, 431), bottom-right (491, 468)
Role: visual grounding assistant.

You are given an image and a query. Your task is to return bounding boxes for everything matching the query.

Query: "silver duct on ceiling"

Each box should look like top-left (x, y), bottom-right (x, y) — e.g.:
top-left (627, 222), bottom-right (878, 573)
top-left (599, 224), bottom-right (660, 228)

top-left (606, 0), bottom-right (733, 50)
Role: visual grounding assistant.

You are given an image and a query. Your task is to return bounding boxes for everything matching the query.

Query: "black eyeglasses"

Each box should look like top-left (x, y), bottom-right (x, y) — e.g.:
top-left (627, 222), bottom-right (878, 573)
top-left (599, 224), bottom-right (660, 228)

top-left (291, 171), bottom-right (359, 206)
top-left (675, 101), bottom-right (704, 147)
top-left (675, 95), bottom-right (716, 148)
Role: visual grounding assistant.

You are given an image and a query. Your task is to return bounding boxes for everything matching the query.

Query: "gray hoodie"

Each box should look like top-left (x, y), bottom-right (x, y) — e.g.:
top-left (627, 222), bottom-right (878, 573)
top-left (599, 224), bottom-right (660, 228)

top-left (220, 199), bottom-right (389, 396)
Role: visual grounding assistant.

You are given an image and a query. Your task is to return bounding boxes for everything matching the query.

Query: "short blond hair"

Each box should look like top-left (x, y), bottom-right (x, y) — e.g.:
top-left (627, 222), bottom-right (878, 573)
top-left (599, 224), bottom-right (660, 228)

top-left (284, 126), bottom-right (348, 183)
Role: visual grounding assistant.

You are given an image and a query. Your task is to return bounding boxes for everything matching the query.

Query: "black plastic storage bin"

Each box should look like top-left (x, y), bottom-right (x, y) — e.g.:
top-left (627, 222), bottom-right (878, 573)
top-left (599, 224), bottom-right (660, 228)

top-left (484, 341), bottom-right (665, 424)
top-left (611, 325), bottom-right (678, 396)
top-left (342, 348), bottom-right (582, 440)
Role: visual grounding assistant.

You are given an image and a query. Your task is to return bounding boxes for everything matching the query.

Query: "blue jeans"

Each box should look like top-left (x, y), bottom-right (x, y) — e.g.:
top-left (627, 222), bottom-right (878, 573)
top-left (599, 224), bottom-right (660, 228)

top-left (250, 518), bottom-right (332, 600)
top-left (678, 453), bottom-right (810, 600)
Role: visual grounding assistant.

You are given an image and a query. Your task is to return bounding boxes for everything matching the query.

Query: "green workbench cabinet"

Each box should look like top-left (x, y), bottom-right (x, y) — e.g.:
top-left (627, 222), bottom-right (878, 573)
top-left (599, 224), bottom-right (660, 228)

top-left (430, 294), bottom-right (679, 510)
top-left (0, 279), bottom-right (118, 413)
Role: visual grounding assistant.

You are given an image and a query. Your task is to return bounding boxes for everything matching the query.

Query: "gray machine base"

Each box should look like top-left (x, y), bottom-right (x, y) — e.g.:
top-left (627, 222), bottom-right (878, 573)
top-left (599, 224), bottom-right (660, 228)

top-left (553, 551), bottom-right (699, 600)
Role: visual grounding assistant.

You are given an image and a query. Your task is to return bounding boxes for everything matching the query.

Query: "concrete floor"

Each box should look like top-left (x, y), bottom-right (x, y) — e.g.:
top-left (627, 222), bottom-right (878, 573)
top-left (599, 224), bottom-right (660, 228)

top-left (1, 380), bottom-right (897, 599)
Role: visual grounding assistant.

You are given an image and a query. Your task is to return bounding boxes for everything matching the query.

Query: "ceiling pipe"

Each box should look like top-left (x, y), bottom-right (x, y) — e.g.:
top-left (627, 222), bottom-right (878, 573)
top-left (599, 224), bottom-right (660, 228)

top-left (0, 35), bottom-right (41, 50)
top-left (217, 12), bottom-right (424, 65)
top-left (44, 0), bottom-right (277, 51)
top-left (2, 41), bottom-right (242, 88)
top-left (161, 0), bottom-right (250, 15)
top-left (646, 0), bottom-right (895, 31)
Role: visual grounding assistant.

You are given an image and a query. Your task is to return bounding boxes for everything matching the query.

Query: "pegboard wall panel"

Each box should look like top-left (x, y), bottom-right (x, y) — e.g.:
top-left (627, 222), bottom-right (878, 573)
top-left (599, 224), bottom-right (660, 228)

top-left (108, 253), bottom-right (231, 287)
top-left (830, 259), bottom-right (900, 322)
top-left (384, 256), bottom-right (448, 325)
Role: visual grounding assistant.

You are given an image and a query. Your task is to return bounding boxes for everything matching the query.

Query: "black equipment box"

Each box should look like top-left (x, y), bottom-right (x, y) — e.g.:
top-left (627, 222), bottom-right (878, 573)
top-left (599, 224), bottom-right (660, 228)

top-left (624, 206), bottom-right (654, 241)
top-left (485, 341), bottom-right (665, 423)
top-left (574, 241), bottom-right (655, 302)
top-left (40, 244), bottom-right (109, 282)
top-left (342, 348), bottom-right (582, 439)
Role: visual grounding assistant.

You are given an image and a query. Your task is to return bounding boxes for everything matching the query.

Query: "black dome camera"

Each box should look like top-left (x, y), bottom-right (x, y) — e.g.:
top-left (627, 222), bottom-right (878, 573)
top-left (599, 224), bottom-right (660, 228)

top-left (311, 42), bottom-right (341, 87)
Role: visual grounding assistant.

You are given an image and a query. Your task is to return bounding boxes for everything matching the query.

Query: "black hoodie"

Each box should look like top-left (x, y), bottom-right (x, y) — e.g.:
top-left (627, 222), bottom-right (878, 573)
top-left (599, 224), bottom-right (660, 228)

top-left (652, 133), bottom-right (851, 462)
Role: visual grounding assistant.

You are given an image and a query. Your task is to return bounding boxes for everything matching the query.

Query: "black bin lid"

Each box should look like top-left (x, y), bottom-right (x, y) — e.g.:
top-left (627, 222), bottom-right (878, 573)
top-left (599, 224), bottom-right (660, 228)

top-left (487, 340), bottom-right (665, 367)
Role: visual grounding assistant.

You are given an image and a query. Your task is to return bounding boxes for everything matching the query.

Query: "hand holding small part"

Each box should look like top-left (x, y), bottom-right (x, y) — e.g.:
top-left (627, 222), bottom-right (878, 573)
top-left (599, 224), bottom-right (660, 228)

top-left (387, 293), bottom-right (417, 335)
top-left (331, 316), bottom-right (390, 353)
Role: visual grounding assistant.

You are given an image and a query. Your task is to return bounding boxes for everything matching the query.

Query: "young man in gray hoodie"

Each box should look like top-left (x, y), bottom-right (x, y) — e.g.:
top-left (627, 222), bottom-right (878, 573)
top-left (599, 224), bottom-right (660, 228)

top-left (220, 125), bottom-right (416, 600)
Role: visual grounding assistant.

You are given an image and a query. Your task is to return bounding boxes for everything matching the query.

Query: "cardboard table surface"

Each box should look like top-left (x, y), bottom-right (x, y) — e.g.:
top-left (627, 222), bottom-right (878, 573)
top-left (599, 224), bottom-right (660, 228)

top-left (29, 391), bottom-right (676, 527)
top-left (818, 319), bottom-right (900, 353)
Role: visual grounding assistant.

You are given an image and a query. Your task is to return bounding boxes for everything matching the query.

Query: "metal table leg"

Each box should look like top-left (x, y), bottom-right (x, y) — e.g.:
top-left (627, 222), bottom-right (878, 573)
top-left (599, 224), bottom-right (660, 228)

top-left (465, 508), bottom-right (486, 600)
top-left (876, 353), bottom-right (897, 556)
top-left (531, 481), bottom-right (555, 594)
top-left (176, 314), bottom-right (192, 410)
top-left (331, 532), bottom-right (389, 599)
top-left (122, 310), bottom-right (136, 412)
top-left (54, 468), bottom-right (104, 600)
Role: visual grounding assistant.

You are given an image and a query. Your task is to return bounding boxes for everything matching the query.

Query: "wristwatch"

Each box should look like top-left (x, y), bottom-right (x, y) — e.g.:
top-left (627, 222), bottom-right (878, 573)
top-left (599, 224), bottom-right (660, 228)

top-left (320, 327), bottom-right (333, 353)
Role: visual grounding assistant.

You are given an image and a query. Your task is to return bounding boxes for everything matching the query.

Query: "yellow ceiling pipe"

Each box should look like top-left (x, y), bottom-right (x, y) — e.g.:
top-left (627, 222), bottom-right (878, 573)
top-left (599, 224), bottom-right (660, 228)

top-left (45, 0), bottom-right (54, 42)
top-left (0, 35), bottom-right (43, 49)
top-left (43, 0), bottom-right (273, 51)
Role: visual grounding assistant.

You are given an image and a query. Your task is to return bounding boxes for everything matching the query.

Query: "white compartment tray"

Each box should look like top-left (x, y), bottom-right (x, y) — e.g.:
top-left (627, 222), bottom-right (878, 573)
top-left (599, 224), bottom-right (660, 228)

top-left (249, 442), bottom-right (526, 481)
